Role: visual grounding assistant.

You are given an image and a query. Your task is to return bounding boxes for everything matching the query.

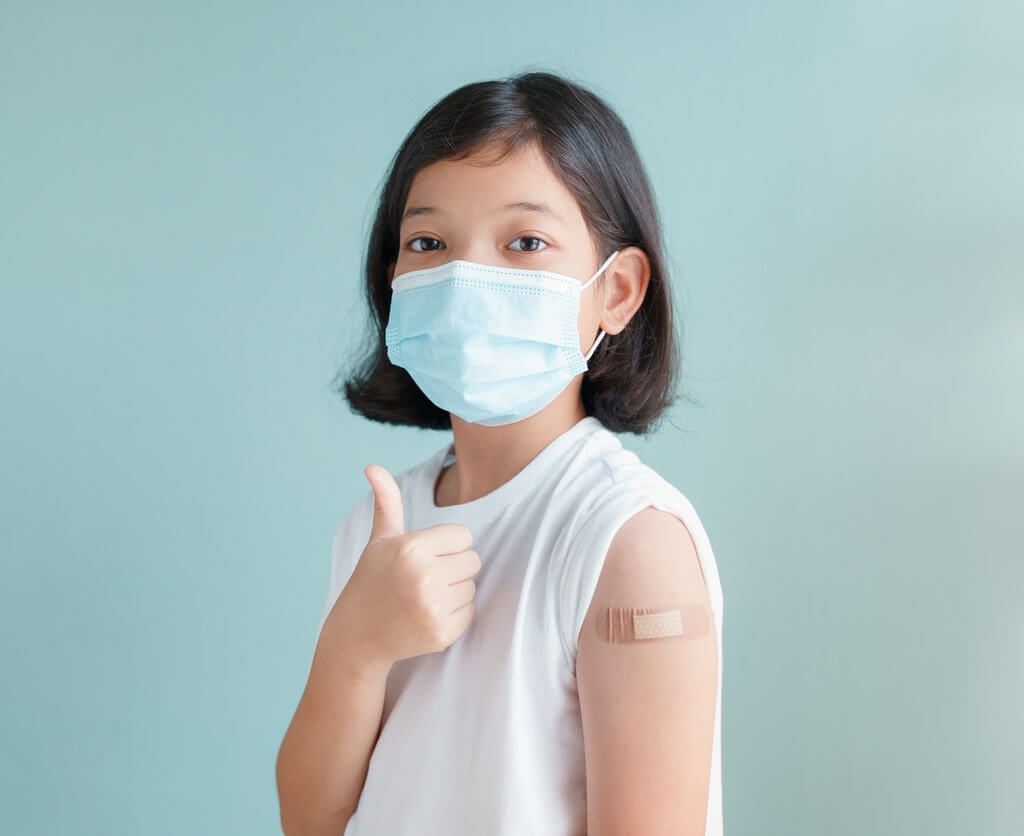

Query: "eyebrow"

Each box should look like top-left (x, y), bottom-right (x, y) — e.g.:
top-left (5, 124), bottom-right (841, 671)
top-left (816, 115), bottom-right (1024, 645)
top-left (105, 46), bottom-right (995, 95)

top-left (401, 200), bottom-right (567, 224)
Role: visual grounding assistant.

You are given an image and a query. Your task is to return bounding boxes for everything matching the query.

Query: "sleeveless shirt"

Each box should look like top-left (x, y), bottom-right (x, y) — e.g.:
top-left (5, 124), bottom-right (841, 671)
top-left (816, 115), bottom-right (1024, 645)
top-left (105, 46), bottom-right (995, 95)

top-left (314, 415), bottom-right (725, 835)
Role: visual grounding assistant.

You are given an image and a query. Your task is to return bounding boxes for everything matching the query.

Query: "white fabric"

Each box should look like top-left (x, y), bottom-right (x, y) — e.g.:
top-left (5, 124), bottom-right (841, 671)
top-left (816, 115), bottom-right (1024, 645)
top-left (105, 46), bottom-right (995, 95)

top-left (314, 415), bottom-right (724, 835)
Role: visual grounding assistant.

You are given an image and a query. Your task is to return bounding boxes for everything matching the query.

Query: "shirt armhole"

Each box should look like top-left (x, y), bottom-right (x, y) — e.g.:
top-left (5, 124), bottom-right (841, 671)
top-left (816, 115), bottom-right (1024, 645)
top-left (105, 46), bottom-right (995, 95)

top-left (313, 489), bottom-right (374, 653)
top-left (556, 485), bottom-right (724, 674)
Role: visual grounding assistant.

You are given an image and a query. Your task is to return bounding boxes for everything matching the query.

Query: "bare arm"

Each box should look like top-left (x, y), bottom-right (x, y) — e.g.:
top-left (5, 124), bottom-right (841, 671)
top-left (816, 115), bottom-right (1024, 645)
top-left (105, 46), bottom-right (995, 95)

top-left (276, 604), bottom-right (393, 836)
top-left (576, 507), bottom-right (719, 836)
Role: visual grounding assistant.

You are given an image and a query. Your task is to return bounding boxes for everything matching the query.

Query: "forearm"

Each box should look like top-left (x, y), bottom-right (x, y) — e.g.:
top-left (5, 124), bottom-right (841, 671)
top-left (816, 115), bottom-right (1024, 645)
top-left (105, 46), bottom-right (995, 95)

top-left (277, 627), bottom-right (392, 835)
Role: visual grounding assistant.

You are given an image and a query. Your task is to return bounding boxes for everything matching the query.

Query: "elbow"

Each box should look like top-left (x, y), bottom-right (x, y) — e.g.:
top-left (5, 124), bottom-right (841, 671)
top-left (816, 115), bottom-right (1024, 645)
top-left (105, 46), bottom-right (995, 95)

top-left (276, 752), bottom-right (354, 836)
top-left (279, 802), bottom-right (353, 836)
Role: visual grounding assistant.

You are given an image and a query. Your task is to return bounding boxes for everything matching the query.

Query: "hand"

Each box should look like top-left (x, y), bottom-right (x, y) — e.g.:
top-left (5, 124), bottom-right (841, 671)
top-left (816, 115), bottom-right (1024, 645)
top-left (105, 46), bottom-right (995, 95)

top-left (325, 463), bottom-right (481, 666)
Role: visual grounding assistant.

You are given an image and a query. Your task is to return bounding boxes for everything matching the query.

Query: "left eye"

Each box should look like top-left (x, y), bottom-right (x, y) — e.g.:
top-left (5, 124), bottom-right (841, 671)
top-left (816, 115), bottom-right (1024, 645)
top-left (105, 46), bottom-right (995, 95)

top-left (509, 236), bottom-right (548, 252)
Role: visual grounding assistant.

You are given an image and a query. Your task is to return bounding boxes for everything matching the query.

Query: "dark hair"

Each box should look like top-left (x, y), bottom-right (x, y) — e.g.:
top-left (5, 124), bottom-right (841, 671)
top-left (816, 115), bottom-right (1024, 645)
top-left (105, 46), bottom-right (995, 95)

top-left (333, 69), bottom-right (694, 436)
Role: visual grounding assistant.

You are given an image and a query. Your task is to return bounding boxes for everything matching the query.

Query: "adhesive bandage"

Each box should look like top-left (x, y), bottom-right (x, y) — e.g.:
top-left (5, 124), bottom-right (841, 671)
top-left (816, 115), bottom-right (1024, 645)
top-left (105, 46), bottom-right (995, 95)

top-left (596, 604), bottom-right (711, 643)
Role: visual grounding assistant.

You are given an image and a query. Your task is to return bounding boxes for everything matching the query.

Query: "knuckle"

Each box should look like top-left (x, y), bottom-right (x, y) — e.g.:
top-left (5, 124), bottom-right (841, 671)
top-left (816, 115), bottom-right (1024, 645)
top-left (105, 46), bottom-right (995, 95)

top-left (431, 621), bottom-right (450, 647)
top-left (414, 571), bottom-right (434, 601)
top-left (396, 538), bottom-right (419, 563)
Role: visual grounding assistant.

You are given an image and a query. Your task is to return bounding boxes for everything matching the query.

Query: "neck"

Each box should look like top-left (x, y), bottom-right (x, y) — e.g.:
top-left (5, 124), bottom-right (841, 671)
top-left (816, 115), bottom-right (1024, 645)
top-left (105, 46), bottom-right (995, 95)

top-left (435, 397), bottom-right (588, 507)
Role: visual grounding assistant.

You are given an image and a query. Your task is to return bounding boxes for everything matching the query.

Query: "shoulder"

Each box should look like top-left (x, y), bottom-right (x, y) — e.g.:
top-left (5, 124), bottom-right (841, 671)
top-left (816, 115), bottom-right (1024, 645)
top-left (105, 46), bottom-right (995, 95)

top-left (553, 430), bottom-right (724, 659)
top-left (330, 488), bottom-right (373, 557)
top-left (596, 505), bottom-right (706, 599)
top-left (577, 504), bottom-right (714, 668)
top-left (330, 445), bottom-right (442, 554)
top-left (567, 429), bottom-right (707, 554)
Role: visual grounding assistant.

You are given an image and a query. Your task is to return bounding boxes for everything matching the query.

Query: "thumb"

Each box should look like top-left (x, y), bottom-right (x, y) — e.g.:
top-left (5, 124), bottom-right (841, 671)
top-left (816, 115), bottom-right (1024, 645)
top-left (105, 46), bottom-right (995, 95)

top-left (365, 464), bottom-right (405, 542)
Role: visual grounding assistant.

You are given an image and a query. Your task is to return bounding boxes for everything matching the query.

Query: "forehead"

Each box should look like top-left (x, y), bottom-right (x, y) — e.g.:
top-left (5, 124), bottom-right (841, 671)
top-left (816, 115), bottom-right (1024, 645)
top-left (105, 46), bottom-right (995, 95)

top-left (402, 140), bottom-right (586, 227)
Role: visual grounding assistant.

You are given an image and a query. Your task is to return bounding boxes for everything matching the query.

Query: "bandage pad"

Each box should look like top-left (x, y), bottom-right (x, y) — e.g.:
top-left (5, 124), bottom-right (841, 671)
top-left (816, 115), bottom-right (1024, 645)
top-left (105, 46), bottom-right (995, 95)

top-left (596, 604), bottom-right (710, 643)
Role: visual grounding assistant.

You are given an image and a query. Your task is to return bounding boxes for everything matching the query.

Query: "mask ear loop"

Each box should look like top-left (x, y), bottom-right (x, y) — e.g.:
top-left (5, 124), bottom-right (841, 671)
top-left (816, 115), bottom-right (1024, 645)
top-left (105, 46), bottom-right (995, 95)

top-left (579, 250), bottom-right (620, 292)
top-left (581, 250), bottom-right (619, 364)
top-left (584, 329), bottom-right (607, 362)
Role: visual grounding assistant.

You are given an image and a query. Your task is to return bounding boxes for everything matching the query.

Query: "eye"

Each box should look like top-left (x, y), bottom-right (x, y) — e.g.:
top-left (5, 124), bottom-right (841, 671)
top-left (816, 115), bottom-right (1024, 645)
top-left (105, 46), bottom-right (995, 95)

top-left (407, 236), bottom-right (445, 252)
top-left (508, 235), bottom-right (549, 253)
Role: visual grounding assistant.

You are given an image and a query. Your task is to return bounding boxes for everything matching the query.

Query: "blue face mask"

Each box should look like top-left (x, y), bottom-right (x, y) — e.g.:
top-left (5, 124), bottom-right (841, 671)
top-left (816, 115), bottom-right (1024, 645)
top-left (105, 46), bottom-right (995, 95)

top-left (385, 250), bottom-right (620, 426)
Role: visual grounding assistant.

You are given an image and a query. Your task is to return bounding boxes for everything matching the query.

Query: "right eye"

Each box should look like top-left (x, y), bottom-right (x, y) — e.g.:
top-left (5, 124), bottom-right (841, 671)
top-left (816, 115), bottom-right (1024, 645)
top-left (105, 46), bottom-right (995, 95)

top-left (407, 236), bottom-right (445, 252)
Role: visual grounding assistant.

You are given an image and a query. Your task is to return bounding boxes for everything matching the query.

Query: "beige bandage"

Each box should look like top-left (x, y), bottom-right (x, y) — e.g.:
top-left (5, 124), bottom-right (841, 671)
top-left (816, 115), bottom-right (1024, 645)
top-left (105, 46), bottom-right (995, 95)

top-left (597, 604), bottom-right (710, 643)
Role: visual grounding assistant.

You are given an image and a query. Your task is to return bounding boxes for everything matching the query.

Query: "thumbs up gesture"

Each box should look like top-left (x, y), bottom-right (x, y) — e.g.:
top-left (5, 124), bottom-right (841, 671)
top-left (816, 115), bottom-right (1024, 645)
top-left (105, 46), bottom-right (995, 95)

top-left (326, 464), bottom-right (481, 666)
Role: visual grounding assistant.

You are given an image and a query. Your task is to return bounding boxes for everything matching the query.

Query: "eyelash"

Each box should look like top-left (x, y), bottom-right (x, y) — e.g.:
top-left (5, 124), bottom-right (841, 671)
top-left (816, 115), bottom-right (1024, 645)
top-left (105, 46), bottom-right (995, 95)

top-left (406, 235), bottom-right (549, 253)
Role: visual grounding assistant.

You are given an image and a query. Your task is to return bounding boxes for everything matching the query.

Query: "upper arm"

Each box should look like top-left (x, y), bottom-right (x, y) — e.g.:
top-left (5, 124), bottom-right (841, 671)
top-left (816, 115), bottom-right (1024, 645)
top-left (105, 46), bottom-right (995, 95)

top-left (575, 506), bottom-right (719, 836)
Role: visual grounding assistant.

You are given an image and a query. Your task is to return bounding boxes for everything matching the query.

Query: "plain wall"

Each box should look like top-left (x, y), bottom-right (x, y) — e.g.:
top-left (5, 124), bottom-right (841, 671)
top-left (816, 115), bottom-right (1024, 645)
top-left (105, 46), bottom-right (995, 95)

top-left (1, 1), bottom-right (1020, 834)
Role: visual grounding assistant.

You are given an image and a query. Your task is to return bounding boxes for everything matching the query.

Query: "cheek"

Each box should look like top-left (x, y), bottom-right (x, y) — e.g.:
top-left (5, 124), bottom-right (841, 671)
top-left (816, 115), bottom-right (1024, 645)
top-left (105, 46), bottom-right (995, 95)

top-left (578, 288), bottom-right (604, 329)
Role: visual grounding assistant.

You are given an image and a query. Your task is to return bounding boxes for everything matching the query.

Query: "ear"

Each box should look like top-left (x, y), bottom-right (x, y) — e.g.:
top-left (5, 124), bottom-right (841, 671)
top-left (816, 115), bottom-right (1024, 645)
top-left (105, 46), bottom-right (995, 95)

top-left (386, 262), bottom-right (395, 287)
top-left (601, 246), bottom-right (650, 336)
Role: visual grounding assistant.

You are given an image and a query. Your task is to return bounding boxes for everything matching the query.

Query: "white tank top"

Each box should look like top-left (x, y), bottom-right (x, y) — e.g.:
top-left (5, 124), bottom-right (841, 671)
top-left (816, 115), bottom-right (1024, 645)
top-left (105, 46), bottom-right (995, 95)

top-left (315, 415), bottom-right (724, 835)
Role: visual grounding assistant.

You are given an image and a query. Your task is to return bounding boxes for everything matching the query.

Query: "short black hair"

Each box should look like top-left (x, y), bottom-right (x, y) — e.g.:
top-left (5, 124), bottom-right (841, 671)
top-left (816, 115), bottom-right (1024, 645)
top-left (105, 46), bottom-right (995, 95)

top-left (333, 69), bottom-right (692, 436)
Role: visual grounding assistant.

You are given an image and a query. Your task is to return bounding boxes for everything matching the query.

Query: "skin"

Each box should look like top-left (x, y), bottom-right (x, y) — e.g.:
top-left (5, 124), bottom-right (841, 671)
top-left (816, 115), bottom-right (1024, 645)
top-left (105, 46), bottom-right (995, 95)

top-left (388, 138), bottom-right (719, 834)
top-left (575, 509), bottom-right (719, 835)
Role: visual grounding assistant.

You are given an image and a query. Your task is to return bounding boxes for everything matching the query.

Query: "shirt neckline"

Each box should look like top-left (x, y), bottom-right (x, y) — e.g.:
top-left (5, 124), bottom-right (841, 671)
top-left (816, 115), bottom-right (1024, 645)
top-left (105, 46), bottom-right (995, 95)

top-left (423, 416), bottom-right (603, 519)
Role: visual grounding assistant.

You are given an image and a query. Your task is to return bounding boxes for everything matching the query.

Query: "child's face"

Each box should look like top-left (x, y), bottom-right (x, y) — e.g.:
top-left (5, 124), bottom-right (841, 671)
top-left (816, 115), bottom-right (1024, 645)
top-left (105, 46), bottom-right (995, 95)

top-left (389, 137), bottom-right (651, 422)
top-left (392, 139), bottom-right (603, 288)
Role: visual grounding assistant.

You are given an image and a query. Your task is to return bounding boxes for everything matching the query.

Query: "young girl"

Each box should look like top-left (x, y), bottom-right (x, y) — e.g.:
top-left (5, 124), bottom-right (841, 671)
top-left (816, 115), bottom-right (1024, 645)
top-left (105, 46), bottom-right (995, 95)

top-left (277, 70), bottom-right (724, 836)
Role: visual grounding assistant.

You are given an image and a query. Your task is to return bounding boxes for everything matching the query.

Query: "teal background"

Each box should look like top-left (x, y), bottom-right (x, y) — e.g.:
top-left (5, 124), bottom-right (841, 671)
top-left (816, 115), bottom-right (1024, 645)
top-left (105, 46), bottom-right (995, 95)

top-left (1, 2), bottom-right (1021, 834)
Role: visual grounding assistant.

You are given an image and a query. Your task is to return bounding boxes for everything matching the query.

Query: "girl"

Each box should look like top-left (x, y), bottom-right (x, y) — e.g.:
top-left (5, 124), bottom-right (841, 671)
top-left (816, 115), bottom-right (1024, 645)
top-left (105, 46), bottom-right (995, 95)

top-left (277, 70), bottom-right (724, 836)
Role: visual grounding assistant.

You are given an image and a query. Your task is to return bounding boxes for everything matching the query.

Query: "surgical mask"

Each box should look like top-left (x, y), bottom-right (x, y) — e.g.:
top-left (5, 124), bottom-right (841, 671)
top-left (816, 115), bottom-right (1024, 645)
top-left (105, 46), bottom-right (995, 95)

top-left (385, 250), bottom-right (619, 426)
